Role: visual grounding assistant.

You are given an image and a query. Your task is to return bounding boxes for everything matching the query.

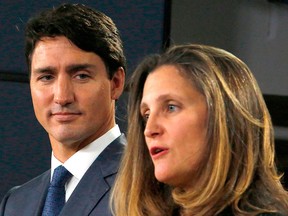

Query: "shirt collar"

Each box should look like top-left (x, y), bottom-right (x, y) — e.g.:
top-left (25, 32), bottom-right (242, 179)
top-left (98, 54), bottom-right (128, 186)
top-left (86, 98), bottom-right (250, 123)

top-left (51, 124), bottom-right (121, 180)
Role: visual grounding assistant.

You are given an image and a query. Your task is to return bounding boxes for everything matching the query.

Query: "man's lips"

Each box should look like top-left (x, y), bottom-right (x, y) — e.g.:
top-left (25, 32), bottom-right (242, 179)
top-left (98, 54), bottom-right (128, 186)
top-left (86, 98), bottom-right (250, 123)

top-left (51, 112), bottom-right (81, 121)
top-left (52, 112), bottom-right (80, 115)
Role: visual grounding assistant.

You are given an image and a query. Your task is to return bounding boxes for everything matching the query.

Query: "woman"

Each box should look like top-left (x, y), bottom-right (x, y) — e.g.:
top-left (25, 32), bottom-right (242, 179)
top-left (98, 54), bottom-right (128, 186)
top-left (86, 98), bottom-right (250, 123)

top-left (111, 44), bottom-right (288, 215)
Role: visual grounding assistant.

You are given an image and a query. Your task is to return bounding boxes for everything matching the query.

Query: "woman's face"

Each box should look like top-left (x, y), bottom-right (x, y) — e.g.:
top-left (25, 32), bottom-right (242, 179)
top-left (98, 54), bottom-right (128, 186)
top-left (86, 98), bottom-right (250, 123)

top-left (140, 65), bottom-right (208, 188)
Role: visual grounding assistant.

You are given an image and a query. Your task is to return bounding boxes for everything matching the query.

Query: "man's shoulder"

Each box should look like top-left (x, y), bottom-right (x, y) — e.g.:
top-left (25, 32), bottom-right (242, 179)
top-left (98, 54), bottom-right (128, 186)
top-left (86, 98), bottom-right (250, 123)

top-left (99, 133), bottom-right (126, 160)
top-left (83, 134), bottom-right (125, 186)
top-left (112, 133), bottom-right (126, 146)
top-left (3, 170), bottom-right (50, 199)
top-left (0, 170), bottom-right (50, 214)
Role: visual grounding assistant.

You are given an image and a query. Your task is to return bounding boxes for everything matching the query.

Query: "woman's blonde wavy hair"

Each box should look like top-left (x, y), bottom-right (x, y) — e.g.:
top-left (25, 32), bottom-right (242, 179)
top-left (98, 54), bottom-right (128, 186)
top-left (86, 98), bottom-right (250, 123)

top-left (110, 44), bottom-right (288, 216)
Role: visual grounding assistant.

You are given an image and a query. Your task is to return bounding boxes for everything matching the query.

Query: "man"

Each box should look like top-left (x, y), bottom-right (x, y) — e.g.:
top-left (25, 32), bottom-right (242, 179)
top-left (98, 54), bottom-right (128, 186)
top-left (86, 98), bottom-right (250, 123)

top-left (0, 3), bottom-right (126, 216)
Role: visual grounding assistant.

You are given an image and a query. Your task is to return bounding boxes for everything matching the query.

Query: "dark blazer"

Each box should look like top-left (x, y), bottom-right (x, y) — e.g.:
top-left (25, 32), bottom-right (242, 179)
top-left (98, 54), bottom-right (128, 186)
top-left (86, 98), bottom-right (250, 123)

top-left (0, 134), bottom-right (125, 216)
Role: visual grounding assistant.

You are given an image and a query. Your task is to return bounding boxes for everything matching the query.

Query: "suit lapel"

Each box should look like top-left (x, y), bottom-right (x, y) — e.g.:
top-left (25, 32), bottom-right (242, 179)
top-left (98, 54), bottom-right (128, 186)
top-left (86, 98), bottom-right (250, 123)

top-left (60, 134), bottom-right (125, 215)
top-left (60, 164), bottom-right (109, 215)
top-left (33, 170), bottom-right (51, 216)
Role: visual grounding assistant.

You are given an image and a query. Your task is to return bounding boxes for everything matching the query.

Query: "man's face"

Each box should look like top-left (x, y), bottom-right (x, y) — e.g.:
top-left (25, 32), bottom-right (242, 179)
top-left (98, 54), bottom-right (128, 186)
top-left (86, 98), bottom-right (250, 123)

top-left (30, 36), bottom-right (124, 159)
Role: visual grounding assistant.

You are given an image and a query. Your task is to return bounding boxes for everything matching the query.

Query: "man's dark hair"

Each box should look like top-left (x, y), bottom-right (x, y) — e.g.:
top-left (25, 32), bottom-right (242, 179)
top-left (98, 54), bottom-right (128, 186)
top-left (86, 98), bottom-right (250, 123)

top-left (25, 3), bottom-right (126, 78)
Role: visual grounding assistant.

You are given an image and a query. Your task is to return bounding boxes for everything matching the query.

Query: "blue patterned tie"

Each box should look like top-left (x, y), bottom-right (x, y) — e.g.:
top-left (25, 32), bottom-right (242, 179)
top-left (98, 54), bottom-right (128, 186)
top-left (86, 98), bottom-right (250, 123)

top-left (42, 165), bottom-right (72, 216)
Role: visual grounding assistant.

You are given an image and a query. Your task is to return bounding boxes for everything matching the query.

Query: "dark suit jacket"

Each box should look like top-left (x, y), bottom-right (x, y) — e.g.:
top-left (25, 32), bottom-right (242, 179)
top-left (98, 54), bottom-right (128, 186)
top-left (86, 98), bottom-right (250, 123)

top-left (0, 134), bottom-right (125, 216)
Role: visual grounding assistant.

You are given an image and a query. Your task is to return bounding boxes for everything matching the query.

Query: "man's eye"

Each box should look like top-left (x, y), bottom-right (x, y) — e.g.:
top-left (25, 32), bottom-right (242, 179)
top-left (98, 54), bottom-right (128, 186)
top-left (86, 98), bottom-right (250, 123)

top-left (76, 74), bottom-right (90, 79)
top-left (39, 75), bottom-right (53, 81)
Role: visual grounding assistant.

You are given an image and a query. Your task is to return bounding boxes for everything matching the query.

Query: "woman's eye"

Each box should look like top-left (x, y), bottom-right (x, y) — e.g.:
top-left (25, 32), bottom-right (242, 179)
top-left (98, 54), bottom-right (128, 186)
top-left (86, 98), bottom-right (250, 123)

top-left (168, 104), bottom-right (177, 112)
top-left (141, 112), bottom-right (149, 122)
top-left (143, 113), bottom-right (149, 121)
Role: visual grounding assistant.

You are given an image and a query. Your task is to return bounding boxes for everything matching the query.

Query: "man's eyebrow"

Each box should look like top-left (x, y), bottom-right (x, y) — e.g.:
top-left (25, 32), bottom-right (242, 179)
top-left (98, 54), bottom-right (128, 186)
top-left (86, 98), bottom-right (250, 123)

top-left (66, 64), bottom-right (96, 73)
top-left (33, 64), bottom-right (96, 74)
top-left (33, 66), bottom-right (56, 74)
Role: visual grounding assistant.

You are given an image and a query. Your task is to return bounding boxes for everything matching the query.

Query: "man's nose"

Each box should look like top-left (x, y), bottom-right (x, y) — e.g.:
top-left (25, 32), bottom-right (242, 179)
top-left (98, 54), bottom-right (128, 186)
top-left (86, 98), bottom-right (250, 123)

top-left (54, 76), bottom-right (75, 106)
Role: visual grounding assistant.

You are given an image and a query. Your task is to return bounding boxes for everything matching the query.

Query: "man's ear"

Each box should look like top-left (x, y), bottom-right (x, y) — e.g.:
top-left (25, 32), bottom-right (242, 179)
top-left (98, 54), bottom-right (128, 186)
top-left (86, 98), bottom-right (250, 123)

top-left (111, 67), bottom-right (125, 100)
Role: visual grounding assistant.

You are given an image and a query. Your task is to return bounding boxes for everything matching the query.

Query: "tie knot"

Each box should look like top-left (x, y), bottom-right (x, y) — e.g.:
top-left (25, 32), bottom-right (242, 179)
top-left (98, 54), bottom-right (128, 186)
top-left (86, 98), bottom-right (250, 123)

top-left (51, 165), bottom-right (72, 187)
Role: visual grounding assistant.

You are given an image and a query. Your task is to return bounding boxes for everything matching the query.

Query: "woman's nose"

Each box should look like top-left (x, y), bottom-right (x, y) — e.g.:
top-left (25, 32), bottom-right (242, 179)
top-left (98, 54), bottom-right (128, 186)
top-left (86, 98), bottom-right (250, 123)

top-left (144, 113), bottom-right (163, 138)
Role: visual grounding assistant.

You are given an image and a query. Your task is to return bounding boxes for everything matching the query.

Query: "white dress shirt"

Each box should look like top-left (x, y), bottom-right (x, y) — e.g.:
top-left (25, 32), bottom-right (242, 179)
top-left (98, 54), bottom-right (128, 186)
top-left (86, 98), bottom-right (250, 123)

top-left (50, 124), bottom-right (121, 201)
